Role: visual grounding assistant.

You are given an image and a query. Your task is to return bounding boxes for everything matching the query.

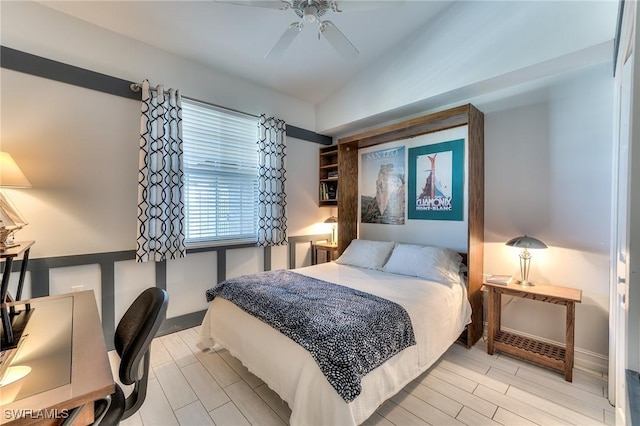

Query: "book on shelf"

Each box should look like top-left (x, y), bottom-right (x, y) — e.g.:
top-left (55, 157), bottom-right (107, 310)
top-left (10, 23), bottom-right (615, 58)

top-left (320, 182), bottom-right (338, 201)
top-left (486, 275), bottom-right (513, 285)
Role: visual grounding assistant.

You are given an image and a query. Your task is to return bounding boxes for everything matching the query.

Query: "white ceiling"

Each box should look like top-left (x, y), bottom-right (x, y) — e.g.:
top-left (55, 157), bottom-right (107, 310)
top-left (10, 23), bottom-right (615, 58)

top-left (39, 0), bottom-right (453, 105)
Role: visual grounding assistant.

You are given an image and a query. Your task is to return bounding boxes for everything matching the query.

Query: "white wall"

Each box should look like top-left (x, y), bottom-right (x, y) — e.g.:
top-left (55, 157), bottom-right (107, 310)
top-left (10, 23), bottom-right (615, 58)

top-left (287, 137), bottom-right (337, 238)
top-left (347, 64), bottom-right (613, 364)
top-left (315, 0), bottom-right (615, 368)
top-left (482, 64), bottom-right (613, 362)
top-left (0, 1), bottom-right (326, 321)
top-left (316, 1), bottom-right (617, 134)
top-left (1, 1), bottom-right (315, 130)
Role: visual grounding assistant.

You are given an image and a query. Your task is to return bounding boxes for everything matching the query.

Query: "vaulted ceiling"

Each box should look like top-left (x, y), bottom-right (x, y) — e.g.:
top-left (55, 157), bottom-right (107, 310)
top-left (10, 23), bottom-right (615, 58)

top-left (39, 1), bottom-right (453, 105)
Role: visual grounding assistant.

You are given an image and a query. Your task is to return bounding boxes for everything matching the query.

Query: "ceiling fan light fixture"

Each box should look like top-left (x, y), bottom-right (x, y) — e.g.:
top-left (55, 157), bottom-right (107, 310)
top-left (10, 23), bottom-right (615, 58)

top-left (234, 0), bottom-right (363, 59)
top-left (303, 5), bottom-right (318, 22)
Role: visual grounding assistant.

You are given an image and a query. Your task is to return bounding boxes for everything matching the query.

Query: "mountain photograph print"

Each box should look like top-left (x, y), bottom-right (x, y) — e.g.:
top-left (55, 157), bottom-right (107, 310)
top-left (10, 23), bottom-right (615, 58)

top-left (360, 146), bottom-right (405, 225)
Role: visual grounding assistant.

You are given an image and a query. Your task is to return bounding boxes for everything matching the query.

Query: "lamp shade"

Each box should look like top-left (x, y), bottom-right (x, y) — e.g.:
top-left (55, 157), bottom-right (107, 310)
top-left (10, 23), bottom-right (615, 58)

top-left (0, 152), bottom-right (31, 188)
top-left (324, 216), bottom-right (338, 224)
top-left (505, 235), bottom-right (547, 249)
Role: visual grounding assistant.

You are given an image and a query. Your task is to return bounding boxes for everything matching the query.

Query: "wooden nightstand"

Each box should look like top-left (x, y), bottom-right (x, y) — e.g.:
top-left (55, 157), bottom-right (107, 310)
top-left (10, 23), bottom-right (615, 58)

top-left (312, 242), bottom-right (338, 265)
top-left (483, 280), bottom-right (582, 381)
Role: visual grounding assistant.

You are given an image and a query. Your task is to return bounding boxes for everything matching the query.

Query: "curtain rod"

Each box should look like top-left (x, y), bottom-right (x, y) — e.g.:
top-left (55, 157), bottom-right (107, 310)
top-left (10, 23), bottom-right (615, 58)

top-left (130, 82), bottom-right (171, 94)
top-left (129, 82), bottom-right (259, 119)
top-left (129, 81), bottom-right (330, 143)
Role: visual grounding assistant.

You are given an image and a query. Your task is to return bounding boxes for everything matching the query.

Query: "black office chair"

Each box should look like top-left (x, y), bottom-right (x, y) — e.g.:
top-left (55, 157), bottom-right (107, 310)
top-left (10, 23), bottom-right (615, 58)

top-left (65, 287), bottom-right (168, 425)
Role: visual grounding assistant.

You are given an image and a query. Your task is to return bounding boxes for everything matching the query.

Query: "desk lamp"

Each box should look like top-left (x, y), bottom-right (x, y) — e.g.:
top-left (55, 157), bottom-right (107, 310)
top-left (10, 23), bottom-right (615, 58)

top-left (505, 235), bottom-right (547, 286)
top-left (0, 152), bottom-right (31, 249)
top-left (324, 216), bottom-right (337, 245)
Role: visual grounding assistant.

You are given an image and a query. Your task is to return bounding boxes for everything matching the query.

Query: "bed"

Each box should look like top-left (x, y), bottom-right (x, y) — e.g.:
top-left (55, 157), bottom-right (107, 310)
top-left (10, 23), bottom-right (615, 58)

top-left (197, 241), bottom-right (472, 425)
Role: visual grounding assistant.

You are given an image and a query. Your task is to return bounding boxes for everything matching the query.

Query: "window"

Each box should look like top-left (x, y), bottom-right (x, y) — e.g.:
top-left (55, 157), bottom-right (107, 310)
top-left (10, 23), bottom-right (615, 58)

top-left (182, 98), bottom-right (258, 245)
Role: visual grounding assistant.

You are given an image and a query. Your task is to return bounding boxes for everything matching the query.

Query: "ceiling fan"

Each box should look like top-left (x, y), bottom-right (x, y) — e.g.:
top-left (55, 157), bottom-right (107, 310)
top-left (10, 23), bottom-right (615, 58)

top-left (218, 0), bottom-right (403, 59)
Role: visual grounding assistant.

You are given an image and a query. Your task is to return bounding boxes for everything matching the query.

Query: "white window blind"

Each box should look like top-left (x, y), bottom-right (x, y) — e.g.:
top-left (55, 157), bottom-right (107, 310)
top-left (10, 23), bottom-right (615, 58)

top-left (182, 98), bottom-right (259, 245)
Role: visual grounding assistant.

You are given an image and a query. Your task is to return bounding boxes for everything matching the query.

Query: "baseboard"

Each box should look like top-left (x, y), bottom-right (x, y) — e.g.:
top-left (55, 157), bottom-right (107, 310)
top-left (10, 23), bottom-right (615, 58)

top-left (158, 310), bottom-right (207, 337)
top-left (482, 322), bottom-right (609, 376)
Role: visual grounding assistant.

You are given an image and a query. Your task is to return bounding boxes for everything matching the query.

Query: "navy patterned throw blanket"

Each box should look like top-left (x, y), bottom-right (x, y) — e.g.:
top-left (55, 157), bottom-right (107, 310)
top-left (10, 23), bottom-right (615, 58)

top-left (205, 270), bottom-right (416, 402)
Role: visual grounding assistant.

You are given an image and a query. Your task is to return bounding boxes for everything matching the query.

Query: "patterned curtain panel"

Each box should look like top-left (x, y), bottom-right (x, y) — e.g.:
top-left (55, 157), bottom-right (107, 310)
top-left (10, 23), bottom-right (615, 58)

top-left (257, 114), bottom-right (288, 247)
top-left (136, 80), bottom-right (186, 262)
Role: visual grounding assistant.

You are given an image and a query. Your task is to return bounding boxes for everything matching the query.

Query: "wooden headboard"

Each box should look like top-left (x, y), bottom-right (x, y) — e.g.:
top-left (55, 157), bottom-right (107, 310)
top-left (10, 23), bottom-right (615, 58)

top-left (336, 104), bottom-right (484, 348)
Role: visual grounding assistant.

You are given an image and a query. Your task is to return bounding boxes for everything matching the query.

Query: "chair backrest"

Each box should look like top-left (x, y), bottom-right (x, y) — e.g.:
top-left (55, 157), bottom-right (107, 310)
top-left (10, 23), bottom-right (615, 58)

top-left (114, 287), bottom-right (168, 418)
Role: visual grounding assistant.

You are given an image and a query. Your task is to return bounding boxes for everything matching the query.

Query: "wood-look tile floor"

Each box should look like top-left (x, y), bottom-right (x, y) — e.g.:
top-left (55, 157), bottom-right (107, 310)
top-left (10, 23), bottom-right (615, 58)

top-left (112, 326), bottom-right (614, 426)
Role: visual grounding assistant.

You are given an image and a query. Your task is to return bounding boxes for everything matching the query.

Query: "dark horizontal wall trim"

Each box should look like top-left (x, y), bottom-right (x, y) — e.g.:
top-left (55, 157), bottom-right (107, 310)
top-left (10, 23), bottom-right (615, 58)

top-left (26, 250), bottom-right (136, 271)
top-left (9, 244), bottom-right (258, 274)
top-left (1, 46), bottom-right (139, 100)
top-left (287, 125), bottom-right (332, 145)
top-left (1, 45), bottom-right (332, 145)
top-left (186, 243), bottom-right (256, 255)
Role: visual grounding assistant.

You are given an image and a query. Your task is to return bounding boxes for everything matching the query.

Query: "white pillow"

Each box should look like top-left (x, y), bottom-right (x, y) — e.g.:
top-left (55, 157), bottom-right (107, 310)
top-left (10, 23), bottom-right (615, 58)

top-left (382, 243), bottom-right (462, 284)
top-left (335, 239), bottom-right (396, 270)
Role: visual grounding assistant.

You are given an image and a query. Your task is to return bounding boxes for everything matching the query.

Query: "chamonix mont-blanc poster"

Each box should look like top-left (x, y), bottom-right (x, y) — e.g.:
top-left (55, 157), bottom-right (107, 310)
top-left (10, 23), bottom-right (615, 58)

top-left (408, 139), bottom-right (464, 221)
top-left (360, 146), bottom-right (405, 225)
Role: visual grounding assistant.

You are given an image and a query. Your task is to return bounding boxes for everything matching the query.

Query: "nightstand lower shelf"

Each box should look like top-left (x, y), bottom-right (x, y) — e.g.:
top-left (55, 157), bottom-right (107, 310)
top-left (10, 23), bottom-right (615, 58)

top-left (493, 331), bottom-right (566, 373)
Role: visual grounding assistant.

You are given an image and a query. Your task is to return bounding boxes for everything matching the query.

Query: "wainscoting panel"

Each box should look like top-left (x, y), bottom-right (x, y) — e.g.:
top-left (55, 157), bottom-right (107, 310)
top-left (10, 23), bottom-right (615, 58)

top-left (2, 236), bottom-right (333, 350)
top-left (166, 251), bottom-right (217, 319)
top-left (226, 247), bottom-right (264, 280)
top-left (271, 245), bottom-right (289, 270)
top-left (294, 244), bottom-right (313, 269)
top-left (49, 264), bottom-right (102, 317)
top-left (287, 234), bottom-right (332, 269)
top-left (114, 259), bottom-right (156, 325)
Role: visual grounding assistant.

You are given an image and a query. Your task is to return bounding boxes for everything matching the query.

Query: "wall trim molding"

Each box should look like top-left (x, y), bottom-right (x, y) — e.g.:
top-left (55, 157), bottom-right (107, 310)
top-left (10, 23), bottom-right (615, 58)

top-left (0, 45), bottom-right (332, 144)
top-left (4, 237), bottom-right (324, 349)
top-left (288, 233), bottom-right (332, 268)
top-left (6, 243), bottom-right (265, 347)
top-left (1, 45), bottom-right (139, 100)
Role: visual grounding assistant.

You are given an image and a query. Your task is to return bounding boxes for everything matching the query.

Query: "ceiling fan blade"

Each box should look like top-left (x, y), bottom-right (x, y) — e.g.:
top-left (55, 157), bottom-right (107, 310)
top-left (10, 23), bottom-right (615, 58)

top-left (215, 0), bottom-right (291, 10)
top-left (319, 21), bottom-right (359, 58)
top-left (330, 0), bottom-right (404, 13)
top-left (265, 22), bottom-right (303, 59)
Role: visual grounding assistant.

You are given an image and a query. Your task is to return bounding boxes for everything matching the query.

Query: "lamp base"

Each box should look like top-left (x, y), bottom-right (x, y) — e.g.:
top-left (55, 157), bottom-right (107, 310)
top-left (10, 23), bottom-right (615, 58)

top-left (0, 242), bottom-right (20, 251)
top-left (0, 227), bottom-right (20, 250)
top-left (514, 279), bottom-right (535, 286)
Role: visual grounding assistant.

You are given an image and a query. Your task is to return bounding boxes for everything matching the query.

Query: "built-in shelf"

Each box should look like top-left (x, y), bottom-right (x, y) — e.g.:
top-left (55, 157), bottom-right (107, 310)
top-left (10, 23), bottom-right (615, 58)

top-left (319, 145), bottom-right (338, 206)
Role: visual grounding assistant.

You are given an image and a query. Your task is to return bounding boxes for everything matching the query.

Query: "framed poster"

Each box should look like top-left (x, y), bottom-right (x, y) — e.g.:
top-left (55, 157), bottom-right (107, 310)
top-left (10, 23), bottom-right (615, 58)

top-left (408, 139), bottom-right (464, 221)
top-left (360, 146), bottom-right (405, 225)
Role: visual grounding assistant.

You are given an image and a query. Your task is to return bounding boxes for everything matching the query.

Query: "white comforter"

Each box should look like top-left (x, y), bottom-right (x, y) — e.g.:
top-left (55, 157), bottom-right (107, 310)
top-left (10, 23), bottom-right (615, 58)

top-left (198, 262), bottom-right (471, 425)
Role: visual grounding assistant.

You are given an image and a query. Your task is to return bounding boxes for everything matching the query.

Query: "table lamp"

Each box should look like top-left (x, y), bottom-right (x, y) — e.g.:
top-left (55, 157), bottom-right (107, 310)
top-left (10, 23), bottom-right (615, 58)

top-left (505, 235), bottom-right (547, 286)
top-left (0, 152), bottom-right (31, 249)
top-left (324, 216), bottom-right (337, 245)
